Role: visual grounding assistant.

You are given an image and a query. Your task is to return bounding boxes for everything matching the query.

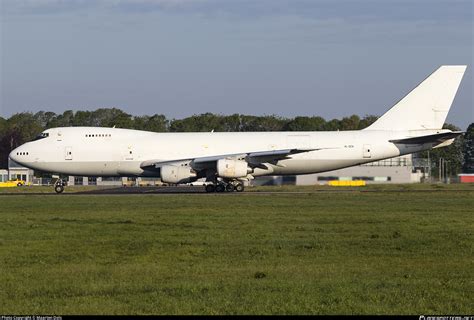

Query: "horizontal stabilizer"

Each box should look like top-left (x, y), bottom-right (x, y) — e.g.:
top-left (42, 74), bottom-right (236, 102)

top-left (389, 131), bottom-right (463, 144)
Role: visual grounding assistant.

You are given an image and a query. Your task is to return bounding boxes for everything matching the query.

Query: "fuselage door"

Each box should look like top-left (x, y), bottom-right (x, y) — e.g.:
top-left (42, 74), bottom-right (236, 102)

top-left (363, 144), bottom-right (372, 158)
top-left (124, 146), bottom-right (134, 161)
top-left (65, 146), bottom-right (73, 160)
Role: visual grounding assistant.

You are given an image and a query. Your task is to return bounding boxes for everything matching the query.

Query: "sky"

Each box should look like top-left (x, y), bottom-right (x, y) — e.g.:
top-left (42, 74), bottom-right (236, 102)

top-left (1, 0), bottom-right (473, 129)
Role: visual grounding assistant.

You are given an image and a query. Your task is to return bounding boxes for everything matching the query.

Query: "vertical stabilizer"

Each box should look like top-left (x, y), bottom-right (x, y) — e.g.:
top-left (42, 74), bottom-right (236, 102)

top-left (365, 65), bottom-right (466, 131)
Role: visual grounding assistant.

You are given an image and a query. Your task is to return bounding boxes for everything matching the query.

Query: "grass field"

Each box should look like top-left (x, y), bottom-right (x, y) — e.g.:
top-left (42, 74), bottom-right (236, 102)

top-left (1, 184), bottom-right (473, 315)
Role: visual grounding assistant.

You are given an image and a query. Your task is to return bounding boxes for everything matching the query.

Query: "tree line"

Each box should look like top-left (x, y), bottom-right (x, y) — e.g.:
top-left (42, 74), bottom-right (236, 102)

top-left (0, 108), bottom-right (472, 177)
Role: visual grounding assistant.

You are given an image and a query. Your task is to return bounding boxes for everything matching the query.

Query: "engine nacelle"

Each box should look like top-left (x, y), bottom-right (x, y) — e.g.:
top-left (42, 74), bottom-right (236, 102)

top-left (160, 165), bottom-right (196, 184)
top-left (217, 159), bottom-right (250, 178)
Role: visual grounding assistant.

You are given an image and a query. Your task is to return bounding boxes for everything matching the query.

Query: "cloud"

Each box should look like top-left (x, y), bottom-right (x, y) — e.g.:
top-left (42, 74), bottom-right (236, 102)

top-left (2, 0), bottom-right (472, 24)
top-left (2, 0), bottom-right (205, 12)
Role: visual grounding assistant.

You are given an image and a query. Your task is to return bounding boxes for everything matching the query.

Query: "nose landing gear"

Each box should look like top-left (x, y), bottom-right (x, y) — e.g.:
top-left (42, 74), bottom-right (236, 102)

top-left (54, 179), bottom-right (66, 194)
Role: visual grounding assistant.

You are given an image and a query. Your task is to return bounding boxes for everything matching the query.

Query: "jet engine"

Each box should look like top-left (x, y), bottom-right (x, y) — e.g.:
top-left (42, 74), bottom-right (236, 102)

top-left (160, 165), bottom-right (196, 184)
top-left (216, 159), bottom-right (251, 178)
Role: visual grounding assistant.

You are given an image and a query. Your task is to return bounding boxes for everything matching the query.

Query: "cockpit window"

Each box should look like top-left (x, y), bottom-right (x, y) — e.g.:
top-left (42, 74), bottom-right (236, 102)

top-left (33, 132), bottom-right (50, 141)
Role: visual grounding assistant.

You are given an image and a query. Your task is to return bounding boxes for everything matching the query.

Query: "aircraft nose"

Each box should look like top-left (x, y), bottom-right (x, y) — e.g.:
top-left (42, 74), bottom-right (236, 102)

top-left (9, 147), bottom-right (30, 166)
top-left (9, 148), bottom-right (20, 163)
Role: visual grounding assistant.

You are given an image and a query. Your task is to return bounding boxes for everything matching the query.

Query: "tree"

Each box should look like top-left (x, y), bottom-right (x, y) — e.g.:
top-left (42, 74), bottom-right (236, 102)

top-left (170, 113), bottom-right (226, 132)
top-left (358, 115), bottom-right (378, 129)
top-left (462, 123), bottom-right (474, 173)
top-left (221, 114), bottom-right (242, 132)
top-left (33, 111), bottom-right (58, 128)
top-left (238, 115), bottom-right (288, 131)
top-left (0, 113), bottom-right (44, 168)
top-left (133, 114), bottom-right (168, 132)
top-left (47, 110), bottom-right (75, 127)
top-left (0, 117), bottom-right (7, 168)
top-left (0, 117), bottom-right (6, 136)
top-left (91, 108), bottom-right (134, 128)
top-left (339, 115), bottom-right (361, 130)
top-left (284, 116), bottom-right (326, 131)
top-left (72, 110), bottom-right (94, 126)
top-left (323, 119), bottom-right (341, 131)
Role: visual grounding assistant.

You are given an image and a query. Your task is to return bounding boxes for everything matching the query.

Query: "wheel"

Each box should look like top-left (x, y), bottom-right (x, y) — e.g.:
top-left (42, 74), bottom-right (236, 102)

top-left (215, 184), bottom-right (225, 193)
top-left (17, 182), bottom-right (23, 187)
top-left (205, 184), bottom-right (216, 193)
top-left (235, 184), bottom-right (244, 192)
top-left (225, 184), bottom-right (235, 192)
top-left (55, 185), bottom-right (64, 194)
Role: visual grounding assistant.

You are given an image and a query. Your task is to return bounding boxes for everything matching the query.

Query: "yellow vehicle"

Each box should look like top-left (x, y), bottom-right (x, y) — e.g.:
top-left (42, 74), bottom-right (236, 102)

top-left (0, 179), bottom-right (28, 188)
top-left (328, 180), bottom-right (366, 187)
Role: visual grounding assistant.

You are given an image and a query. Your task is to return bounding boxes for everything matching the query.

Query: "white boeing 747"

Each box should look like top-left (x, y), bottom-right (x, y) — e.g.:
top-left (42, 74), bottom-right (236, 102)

top-left (9, 66), bottom-right (467, 193)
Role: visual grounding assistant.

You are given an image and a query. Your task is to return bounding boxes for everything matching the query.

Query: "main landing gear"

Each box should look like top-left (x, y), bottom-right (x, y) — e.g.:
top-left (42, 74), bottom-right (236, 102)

top-left (54, 179), bottom-right (66, 194)
top-left (205, 181), bottom-right (245, 193)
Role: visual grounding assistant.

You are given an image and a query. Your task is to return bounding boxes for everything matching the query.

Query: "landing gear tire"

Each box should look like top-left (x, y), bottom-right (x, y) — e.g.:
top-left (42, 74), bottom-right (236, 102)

top-left (55, 185), bottom-right (64, 194)
top-left (215, 184), bottom-right (226, 193)
top-left (225, 184), bottom-right (235, 192)
top-left (235, 184), bottom-right (244, 192)
top-left (54, 179), bottom-right (65, 194)
top-left (205, 184), bottom-right (216, 193)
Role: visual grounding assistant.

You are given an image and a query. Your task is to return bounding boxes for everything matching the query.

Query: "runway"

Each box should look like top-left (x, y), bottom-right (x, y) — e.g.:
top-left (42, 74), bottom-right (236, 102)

top-left (80, 185), bottom-right (207, 194)
top-left (1, 185), bottom-right (472, 196)
top-left (77, 186), bottom-right (361, 195)
top-left (0, 185), bottom-right (363, 195)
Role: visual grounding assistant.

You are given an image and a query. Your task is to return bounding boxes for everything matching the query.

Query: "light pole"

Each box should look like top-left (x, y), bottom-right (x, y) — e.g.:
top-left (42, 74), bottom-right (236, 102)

top-left (439, 158), bottom-right (442, 183)
top-left (445, 160), bottom-right (450, 184)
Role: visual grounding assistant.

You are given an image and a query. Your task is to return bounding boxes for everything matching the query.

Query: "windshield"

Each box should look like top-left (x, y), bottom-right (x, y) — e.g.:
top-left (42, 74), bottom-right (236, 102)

top-left (33, 132), bottom-right (49, 141)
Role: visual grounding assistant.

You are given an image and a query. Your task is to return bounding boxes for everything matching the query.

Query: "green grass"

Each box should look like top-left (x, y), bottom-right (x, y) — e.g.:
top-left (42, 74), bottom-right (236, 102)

top-left (0, 185), bottom-right (103, 193)
top-left (1, 186), bottom-right (473, 314)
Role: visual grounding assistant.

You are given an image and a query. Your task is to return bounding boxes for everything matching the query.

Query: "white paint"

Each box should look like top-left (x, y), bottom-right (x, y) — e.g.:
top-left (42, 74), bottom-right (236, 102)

top-left (365, 66), bottom-right (466, 131)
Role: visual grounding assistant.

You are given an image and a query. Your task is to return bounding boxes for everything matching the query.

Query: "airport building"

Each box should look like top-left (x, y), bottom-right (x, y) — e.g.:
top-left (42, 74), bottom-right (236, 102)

top-left (253, 154), bottom-right (430, 185)
top-left (0, 169), bottom-right (8, 183)
top-left (0, 159), bottom-right (35, 184)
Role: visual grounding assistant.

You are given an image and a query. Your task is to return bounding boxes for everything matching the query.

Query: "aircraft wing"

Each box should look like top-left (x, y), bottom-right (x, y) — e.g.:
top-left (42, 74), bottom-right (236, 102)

top-left (140, 148), bottom-right (318, 170)
top-left (389, 131), bottom-right (464, 145)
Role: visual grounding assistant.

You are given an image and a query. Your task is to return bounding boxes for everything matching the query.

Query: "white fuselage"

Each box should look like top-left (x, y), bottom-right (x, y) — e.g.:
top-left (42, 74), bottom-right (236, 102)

top-left (9, 127), bottom-right (445, 178)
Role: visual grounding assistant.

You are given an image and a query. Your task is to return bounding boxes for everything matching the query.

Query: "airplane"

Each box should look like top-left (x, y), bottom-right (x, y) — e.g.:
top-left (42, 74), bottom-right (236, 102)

top-left (9, 65), bottom-right (467, 193)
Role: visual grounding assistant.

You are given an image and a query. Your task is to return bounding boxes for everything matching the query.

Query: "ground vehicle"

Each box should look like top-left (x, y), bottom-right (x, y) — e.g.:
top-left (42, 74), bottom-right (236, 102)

top-left (0, 179), bottom-right (27, 187)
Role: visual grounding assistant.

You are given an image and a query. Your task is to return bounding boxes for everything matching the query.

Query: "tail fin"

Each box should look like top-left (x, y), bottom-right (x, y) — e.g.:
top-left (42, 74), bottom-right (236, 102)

top-left (365, 65), bottom-right (467, 131)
